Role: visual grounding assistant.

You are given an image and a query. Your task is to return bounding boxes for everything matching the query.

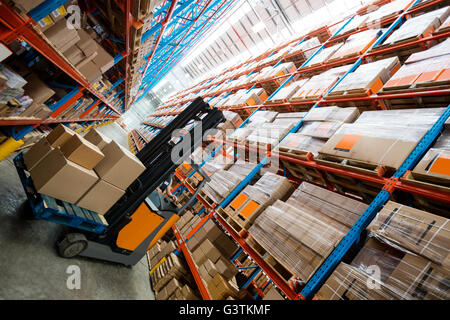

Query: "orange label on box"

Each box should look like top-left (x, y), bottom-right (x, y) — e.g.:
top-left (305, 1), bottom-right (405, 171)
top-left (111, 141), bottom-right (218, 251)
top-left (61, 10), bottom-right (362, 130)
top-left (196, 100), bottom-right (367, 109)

top-left (230, 193), bottom-right (248, 210)
top-left (239, 200), bottom-right (260, 219)
top-left (334, 135), bottom-right (361, 152)
top-left (182, 163), bottom-right (191, 170)
top-left (429, 155), bottom-right (450, 176)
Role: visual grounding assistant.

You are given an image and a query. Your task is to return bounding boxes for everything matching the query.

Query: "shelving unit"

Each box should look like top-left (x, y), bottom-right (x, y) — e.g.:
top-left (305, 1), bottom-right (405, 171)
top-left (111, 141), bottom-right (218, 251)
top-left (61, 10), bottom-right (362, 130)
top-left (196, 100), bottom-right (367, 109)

top-left (141, 0), bottom-right (450, 300)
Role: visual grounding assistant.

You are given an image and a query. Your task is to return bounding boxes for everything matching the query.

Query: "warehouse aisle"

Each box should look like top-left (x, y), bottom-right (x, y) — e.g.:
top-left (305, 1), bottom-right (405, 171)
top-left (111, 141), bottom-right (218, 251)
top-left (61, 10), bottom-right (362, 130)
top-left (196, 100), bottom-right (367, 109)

top-left (94, 122), bottom-right (129, 149)
top-left (0, 154), bottom-right (154, 300)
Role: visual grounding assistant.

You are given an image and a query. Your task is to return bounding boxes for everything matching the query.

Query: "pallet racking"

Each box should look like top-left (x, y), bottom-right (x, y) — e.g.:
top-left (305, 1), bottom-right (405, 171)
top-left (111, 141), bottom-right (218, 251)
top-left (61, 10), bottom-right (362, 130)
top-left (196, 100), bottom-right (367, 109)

top-left (139, 0), bottom-right (450, 300)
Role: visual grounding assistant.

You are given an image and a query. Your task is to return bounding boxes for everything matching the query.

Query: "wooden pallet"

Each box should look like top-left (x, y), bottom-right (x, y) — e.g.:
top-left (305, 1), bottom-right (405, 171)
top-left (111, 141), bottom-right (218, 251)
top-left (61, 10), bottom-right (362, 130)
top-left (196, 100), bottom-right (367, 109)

top-left (198, 189), bottom-right (218, 208)
top-left (282, 159), bottom-right (327, 186)
top-left (317, 154), bottom-right (394, 178)
top-left (245, 236), bottom-right (295, 286)
top-left (216, 207), bottom-right (247, 237)
top-left (275, 147), bottom-right (314, 161)
top-left (379, 83), bottom-right (450, 109)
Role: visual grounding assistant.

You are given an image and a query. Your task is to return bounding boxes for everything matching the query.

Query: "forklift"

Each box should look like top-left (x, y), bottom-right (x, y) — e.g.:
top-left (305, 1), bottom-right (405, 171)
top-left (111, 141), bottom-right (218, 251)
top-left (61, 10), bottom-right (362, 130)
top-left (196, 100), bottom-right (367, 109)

top-left (15, 97), bottom-right (224, 266)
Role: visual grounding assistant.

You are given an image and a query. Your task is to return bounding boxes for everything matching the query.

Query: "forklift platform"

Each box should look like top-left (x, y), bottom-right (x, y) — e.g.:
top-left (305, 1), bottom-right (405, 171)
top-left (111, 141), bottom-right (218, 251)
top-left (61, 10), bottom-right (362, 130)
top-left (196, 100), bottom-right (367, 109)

top-left (14, 153), bottom-right (108, 234)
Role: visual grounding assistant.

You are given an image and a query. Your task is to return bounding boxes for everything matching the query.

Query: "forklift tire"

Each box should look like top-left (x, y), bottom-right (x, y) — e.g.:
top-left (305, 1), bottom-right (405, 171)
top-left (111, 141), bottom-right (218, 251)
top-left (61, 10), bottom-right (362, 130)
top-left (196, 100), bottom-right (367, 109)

top-left (58, 233), bottom-right (88, 258)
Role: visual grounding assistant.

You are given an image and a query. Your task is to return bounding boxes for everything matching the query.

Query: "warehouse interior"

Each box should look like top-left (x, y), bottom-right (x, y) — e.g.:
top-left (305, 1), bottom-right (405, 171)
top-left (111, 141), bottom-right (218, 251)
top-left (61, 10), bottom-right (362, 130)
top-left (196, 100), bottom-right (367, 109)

top-left (0, 0), bottom-right (449, 302)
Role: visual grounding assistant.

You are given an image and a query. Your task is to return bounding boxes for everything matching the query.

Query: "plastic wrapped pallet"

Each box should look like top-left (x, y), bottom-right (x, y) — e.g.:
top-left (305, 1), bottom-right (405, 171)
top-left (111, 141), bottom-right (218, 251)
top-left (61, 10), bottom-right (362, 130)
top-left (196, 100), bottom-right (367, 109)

top-left (328, 29), bottom-right (383, 61)
top-left (245, 123), bottom-right (294, 146)
top-left (303, 106), bottom-right (360, 123)
top-left (202, 170), bottom-right (244, 204)
top-left (319, 108), bottom-right (445, 169)
top-left (363, 0), bottom-right (412, 26)
top-left (265, 79), bottom-right (309, 104)
top-left (249, 200), bottom-right (346, 281)
top-left (275, 133), bottom-right (326, 157)
top-left (246, 110), bottom-right (278, 125)
top-left (382, 7), bottom-right (449, 45)
top-left (384, 39), bottom-right (450, 88)
top-left (303, 43), bottom-right (343, 67)
top-left (317, 262), bottom-right (402, 300)
top-left (348, 237), bottom-right (449, 300)
top-left (286, 182), bottom-right (368, 228)
top-left (272, 112), bottom-right (306, 126)
top-left (368, 201), bottom-right (450, 267)
top-left (331, 57), bottom-right (401, 94)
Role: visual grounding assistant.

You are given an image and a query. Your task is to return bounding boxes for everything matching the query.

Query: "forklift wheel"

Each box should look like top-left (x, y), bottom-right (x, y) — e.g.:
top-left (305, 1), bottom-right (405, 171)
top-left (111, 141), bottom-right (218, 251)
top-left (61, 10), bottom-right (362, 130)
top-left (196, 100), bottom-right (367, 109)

top-left (58, 233), bottom-right (88, 258)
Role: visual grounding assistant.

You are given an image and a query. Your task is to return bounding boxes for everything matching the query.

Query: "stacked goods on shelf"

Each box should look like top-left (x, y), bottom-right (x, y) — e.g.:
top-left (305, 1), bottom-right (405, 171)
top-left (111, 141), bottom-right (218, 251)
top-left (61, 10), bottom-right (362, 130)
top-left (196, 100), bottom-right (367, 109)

top-left (275, 106), bottom-right (359, 168)
top-left (379, 6), bottom-right (450, 47)
top-left (151, 252), bottom-right (199, 300)
top-left (255, 62), bottom-right (298, 95)
top-left (301, 42), bottom-right (343, 68)
top-left (438, 15), bottom-right (450, 32)
top-left (224, 172), bottom-right (293, 231)
top-left (328, 57), bottom-right (401, 99)
top-left (147, 239), bottom-right (178, 270)
top-left (290, 65), bottom-right (348, 102)
top-left (24, 125), bottom-right (145, 214)
top-left (0, 65), bottom-right (31, 118)
top-left (272, 112), bottom-right (306, 126)
top-left (319, 200), bottom-right (450, 300)
top-left (328, 28), bottom-right (383, 62)
top-left (201, 160), bottom-right (258, 205)
top-left (248, 182), bottom-right (367, 283)
top-left (285, 37), bottom-right (321, 67)
top-left (381, 38), bottom-right (450, 93)
top-left (362, 0), bottom-right (413, 28)
top-left (265, 79), bottom-right (310, 104)
top-left (318, 108), bottom-right (446, 170)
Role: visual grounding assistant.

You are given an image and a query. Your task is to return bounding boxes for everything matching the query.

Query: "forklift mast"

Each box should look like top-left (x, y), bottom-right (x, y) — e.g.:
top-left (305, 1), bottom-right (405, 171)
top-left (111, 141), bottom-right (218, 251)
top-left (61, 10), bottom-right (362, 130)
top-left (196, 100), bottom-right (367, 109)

top-left (103, 97), bottom-right (224, 236)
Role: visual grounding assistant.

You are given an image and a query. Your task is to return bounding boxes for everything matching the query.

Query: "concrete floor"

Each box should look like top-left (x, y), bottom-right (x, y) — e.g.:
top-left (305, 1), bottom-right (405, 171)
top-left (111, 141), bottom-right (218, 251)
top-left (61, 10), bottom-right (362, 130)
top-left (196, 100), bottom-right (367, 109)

top-left (0, 123), bottom-right (155, 300)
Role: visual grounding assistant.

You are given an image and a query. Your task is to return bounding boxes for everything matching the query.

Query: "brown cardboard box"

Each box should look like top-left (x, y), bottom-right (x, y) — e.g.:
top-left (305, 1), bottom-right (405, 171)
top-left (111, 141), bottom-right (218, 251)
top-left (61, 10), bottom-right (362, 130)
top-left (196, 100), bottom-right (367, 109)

top-left (198, 264), bottom-right (212, 284)
top-left (385, 253), bottom-right (450, 300)
top-left (317, 263), bottom-right (401, 300)
top-left (76, 29), bottom-right (97, 57)
top-left (83, 128), bottom-right (111, 150)
top-left (44, 18), bottom-right (80, 52)
top-left (207, 274), bottom-right (239, 300)
top-left (92, 43), bottom-right (114, 73)
top-left (412, 148), bottom-right (450, 181)
top-left (23, 73), bottom-right (55, 105)
top-left (319, 132), bottom-right (425, 169)
top-left (77, 179), bottom-right (125, 215)
top-left (46, 124), bottom-right (75, 147)
top-left (60, 134), bottom-right (104, 170)
top-left (30, 149), bottom-right (98, 204)
top-left (94, 140), bottom-right (146, 190)
top-left (201, 239), bottom-right (221, 264)
top-left (64, 45), bottom-right (85, 66)
top-left (368, 201), bottom-right (450, 267)
top-left (12, 0), bottom-right (44, 12)
top-left (78, 61), bottom-right (102, 83)
top-left (263, 287), bottom-right (285, 300)
top-left (24, 137), bottom-right (54, 171)
top-left (214, 257), bottom-right (237, 280)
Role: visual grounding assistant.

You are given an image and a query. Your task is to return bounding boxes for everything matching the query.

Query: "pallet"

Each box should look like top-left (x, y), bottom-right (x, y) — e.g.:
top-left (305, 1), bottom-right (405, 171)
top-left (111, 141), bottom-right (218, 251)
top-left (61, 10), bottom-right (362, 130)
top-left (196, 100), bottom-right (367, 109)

top-left (275, 147), bottom-right (313, 161)
top-left (379, 83), bottom-right (450, 109)
top-left (216, 207), bottom-right (248, 238)
top-left (13, 153), bottom-right (108, 234)
top-left (281, 157), bottom-right (327, 186)
top-left (198, 189), bottom-right (218, 208)
top-left (245, 236), bottom-right (295, 286)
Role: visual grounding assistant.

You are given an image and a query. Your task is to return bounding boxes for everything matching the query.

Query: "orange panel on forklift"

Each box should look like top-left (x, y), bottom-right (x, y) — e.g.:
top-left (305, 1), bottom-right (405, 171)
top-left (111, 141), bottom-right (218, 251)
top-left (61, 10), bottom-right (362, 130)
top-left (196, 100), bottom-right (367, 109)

top-left (116, 202), bottom-right (164, 251)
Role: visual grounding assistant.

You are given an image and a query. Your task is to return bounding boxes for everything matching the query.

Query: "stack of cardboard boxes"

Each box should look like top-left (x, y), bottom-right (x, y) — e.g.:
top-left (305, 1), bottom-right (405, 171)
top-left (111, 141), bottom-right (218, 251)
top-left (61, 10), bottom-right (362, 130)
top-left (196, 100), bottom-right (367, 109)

top-left (248, 182), bottom-right (368, 282)
top-left (318, 201), bottom-right (449, 300)
top-left (147, 239), bottom-right (178, 269)
top-left (24, 125), bottom-right (145, 215)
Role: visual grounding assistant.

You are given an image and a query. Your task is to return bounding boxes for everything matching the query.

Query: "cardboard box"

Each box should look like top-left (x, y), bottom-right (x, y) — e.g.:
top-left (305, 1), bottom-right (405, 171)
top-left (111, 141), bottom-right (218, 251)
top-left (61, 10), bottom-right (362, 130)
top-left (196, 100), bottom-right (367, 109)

top-left (23, 73), bottom-right (55, 105)
top-left (385, 253), bottom-right (450, 300)
top-left (76, 29), bottom-right (97, 57)
top-left (60, 134), bottom-right (104, 170)
top-left (46, 124), bottom-right (75, 147)
top-left (77, 179), bottom-right (125, 215)
top-left (263, 287), bottom-right (285, 300)
top-left (44, 18), bottom-right (80, 52)
top-left (24, 137), bottom-right (54, 171)
top-left (64, 45), bottom-right (85, 66)
top-left (78, 61), bottom-right (102, 83)
top-left (92, 43), bottom-right (114, 74)
top-left (12, 0), bottom-right (44, 12)
top-left (207, 274), bottom-right (239, 300)
top-left (317, 263), bottom-right (401, 300)
top-left (368, 201), bottom-right (450, 267)
top-left (94, 141), bottom-right (146, 190)
top-left (412, 148), bottom-right (450, 181)
top-left (214, 256), bottom-right (237, 280)
top-left (83, 128), bottom-right (111, 150)
top-left (30, 149), bottom-right (98, 204)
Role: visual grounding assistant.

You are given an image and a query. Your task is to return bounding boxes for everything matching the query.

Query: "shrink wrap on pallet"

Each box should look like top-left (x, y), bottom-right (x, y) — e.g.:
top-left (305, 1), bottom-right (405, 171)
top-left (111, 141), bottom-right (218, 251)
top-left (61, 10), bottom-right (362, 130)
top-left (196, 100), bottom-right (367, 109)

top-left (304, 106), bottom-right (360, 123)
top-left (303, 43), bottom-right (343, 67)
top-left (368, 201), bottom-right (450, 267)
top-left (266, 79), bottom-right (309, 103)
top-left (286, 182), bottom-right (367, 228)
top-left (247, 110), bottom-right (278, 125)
top-left (323, 236), bottom-right (450, 300)
top-left (383, 7), bottom-right (449, 46)
top-left (354, 107), bottom-right (445, 127)
top-left (364, 0), bottom-right (412, 26)
top-left (246, 123), bottom-right (294, 146)
top-left (275, 133), bottom-right (326, 157)
top-left (229, 127), bottom-right (254, 142)
top-left (329, 29), bottom-right (383, 61)
top-left (287, 37), bottom-right (321, 59)
top-left (272, 112), bottom-right (307, 126)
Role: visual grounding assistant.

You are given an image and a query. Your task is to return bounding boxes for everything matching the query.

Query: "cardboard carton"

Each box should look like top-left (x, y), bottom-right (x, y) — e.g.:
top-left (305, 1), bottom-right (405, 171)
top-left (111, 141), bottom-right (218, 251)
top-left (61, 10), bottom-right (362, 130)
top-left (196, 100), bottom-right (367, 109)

top-left (23, 73), bottom-right (55, 105)
top-left (77, 179), bottom-right (125, 215)
top-left (412, 148), bottom-right (450, 181)
top-left (12, 0), bottom-right (44, 12)
top-left (24, 137), bottom-right (54, 171)
top-left (92, 43), bottom-right (115, 73)
top-left (368, 201), bottom-right (450, 267)
top-left (78, 61), bottom-right (102, 83)
top-left (44, 18), bottom-right (80, 52)
top-left (263, 287), bottom-right (285, 300)
top-left (46, 124), bottom-right (75, 147)
top-left (94, 140), bottom-right (146, 190)
top-left (83, 128), bottom-right (111, 150)
top-left (30, 149), bottom-right (98, 204)
top-left (60, 134), bottom-right (104, 170)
